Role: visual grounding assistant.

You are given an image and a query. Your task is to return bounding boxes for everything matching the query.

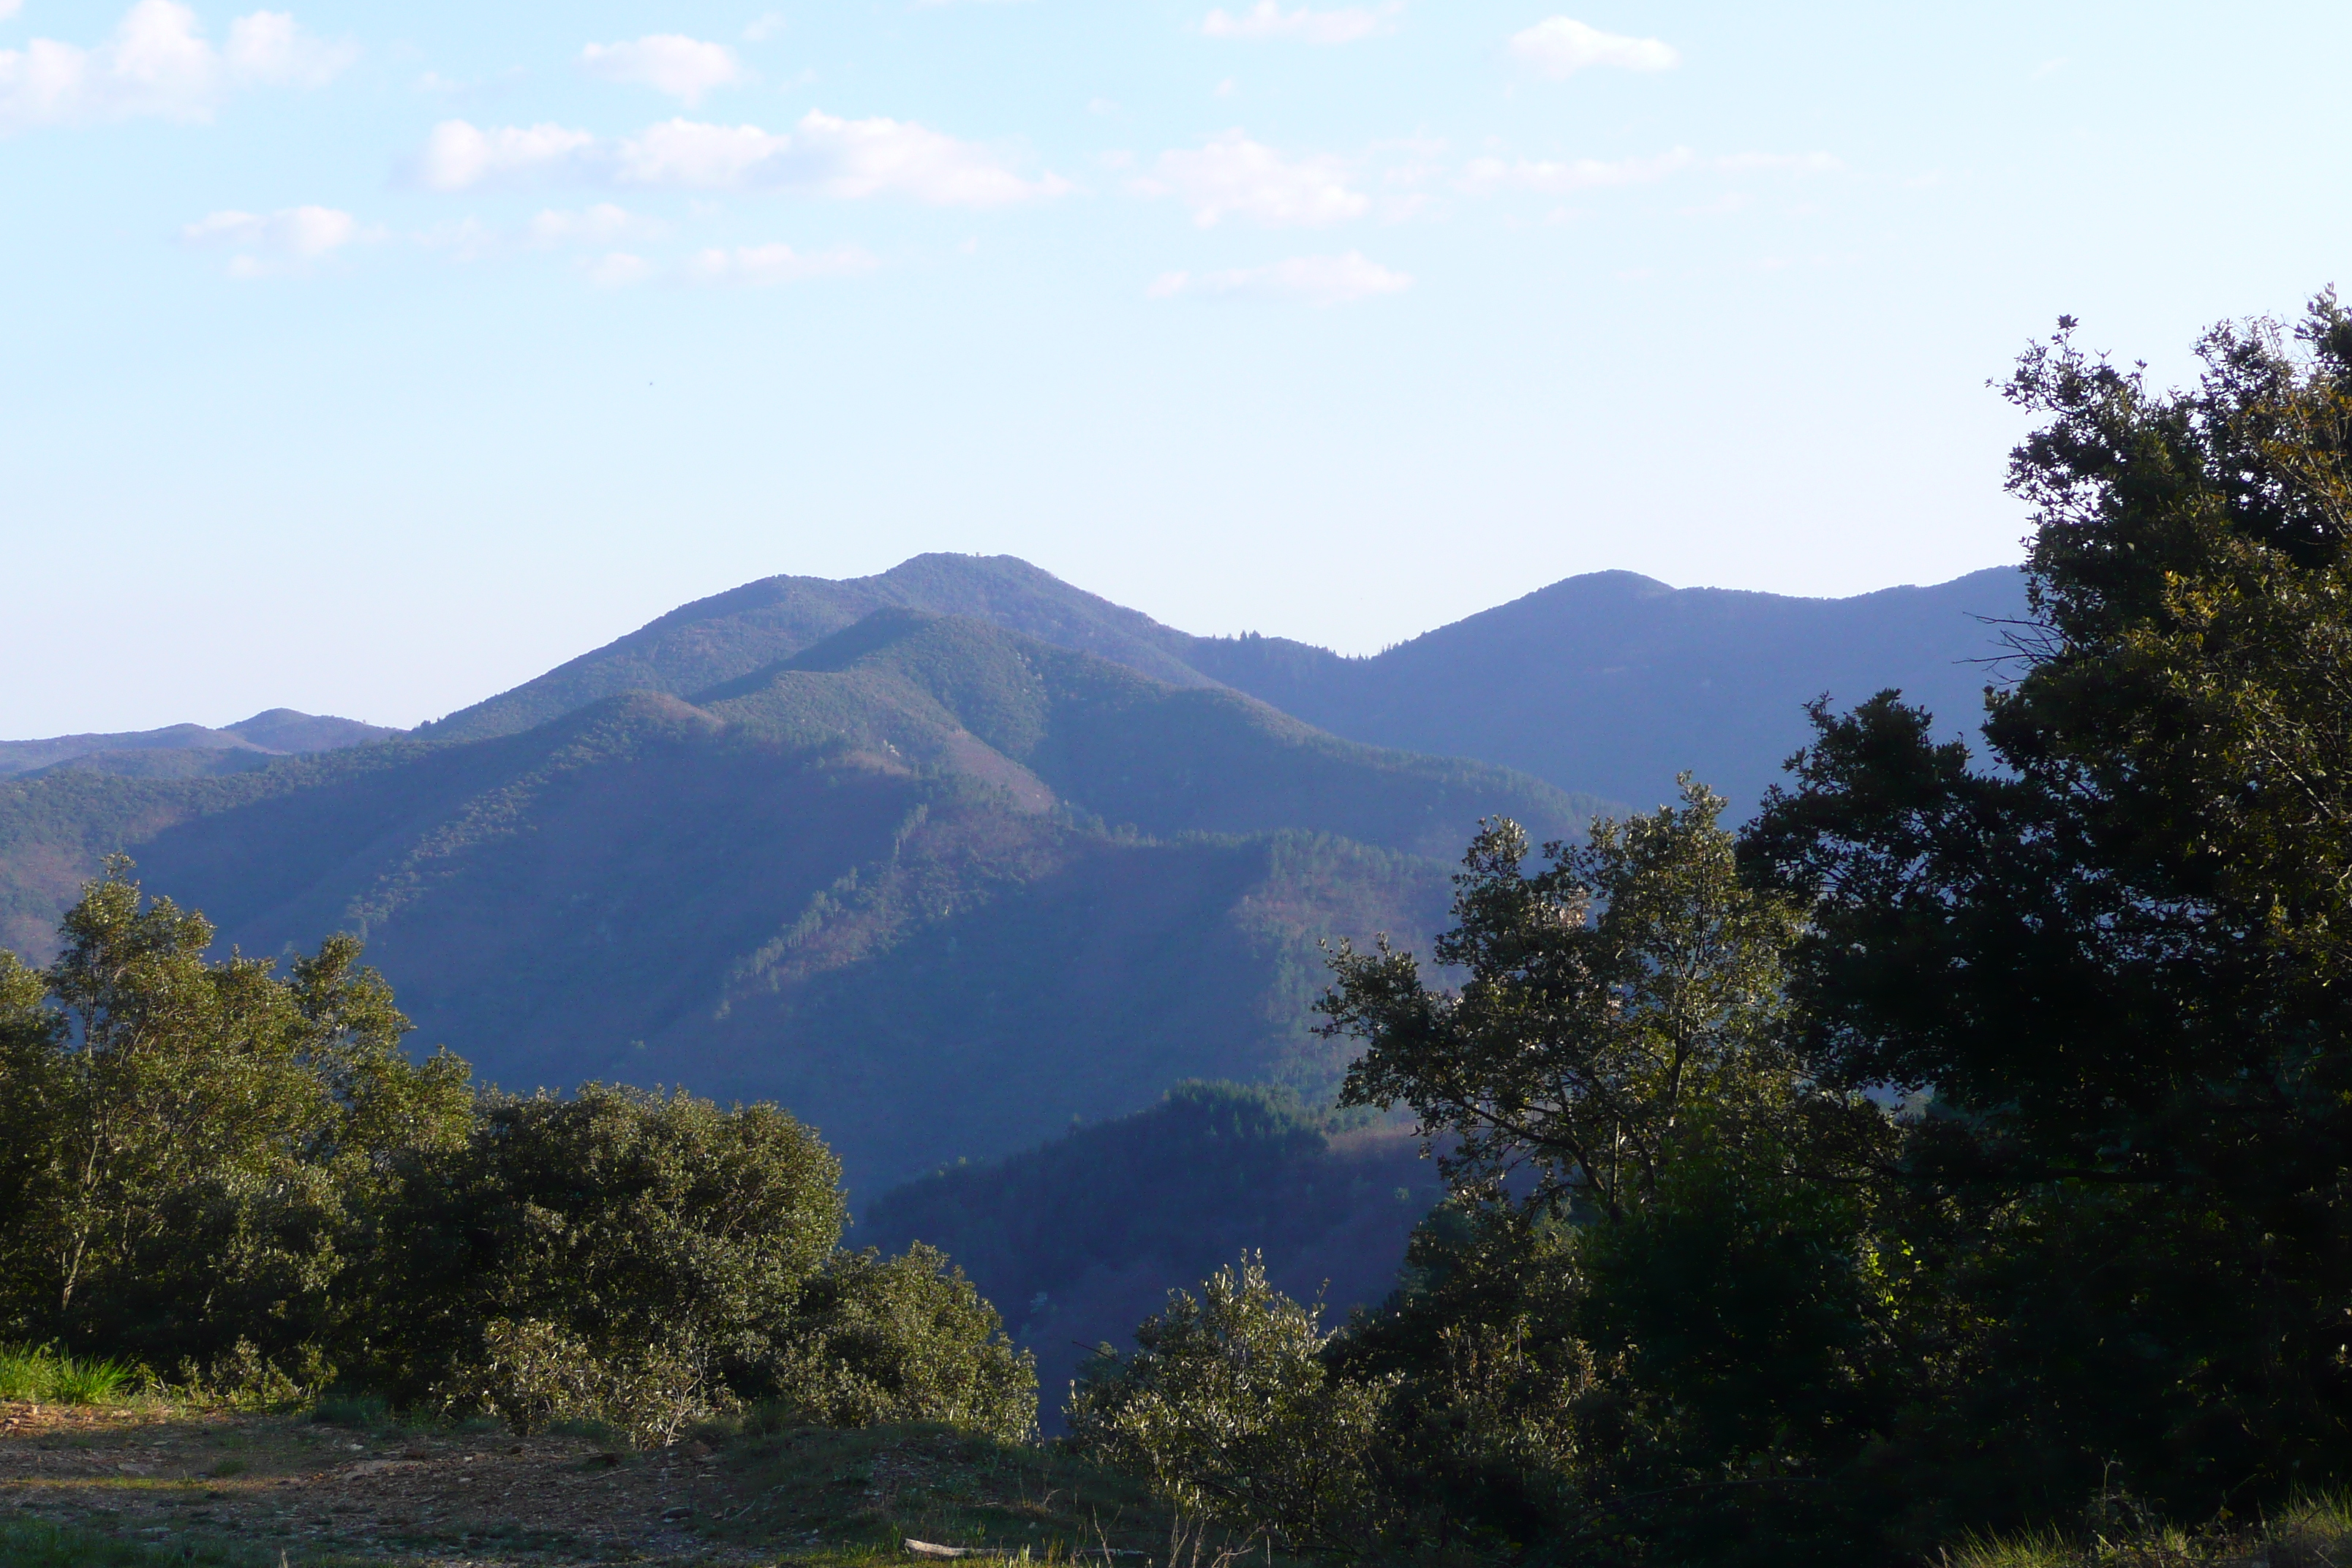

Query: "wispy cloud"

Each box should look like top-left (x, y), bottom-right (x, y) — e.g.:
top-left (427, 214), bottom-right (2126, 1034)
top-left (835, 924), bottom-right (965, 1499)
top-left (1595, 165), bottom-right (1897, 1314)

top-left (0, 0), bottom-right (353, 129)
top-left (1507, 17), bottom-right (1677, 78)
top-left (415, 120), bottom-right (598, 189)
top-left (1148, 250), bottom-right (1411, 306)
top-left (1137, 130), bottom-right (1368, 227)
top-left (1201, 2), bottom-right (1401, 43)
top-left (578, 34), bottom-right (745, 106)
top-left (412, 111), bottom-right (1071, 208)
top-left (1461, 148), bottom-right (1695, 193)
top-left (183, 203), bottom-right (372, 275)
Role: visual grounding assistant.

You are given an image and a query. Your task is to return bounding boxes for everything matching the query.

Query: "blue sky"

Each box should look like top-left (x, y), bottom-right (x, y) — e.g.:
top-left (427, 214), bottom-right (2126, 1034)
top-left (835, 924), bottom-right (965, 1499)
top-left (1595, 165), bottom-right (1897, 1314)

top-left (4, 0), bottom-right (2347, 735)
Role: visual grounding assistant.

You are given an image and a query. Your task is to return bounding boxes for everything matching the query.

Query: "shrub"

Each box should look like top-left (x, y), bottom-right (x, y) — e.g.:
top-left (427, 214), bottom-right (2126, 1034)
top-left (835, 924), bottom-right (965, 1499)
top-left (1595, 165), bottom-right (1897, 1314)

top-left (438, 1316), bottom-right (716, 1447)
top-left (770, 1243), bottom-right (1037, 1441)
top-left (366, 1083), bottom-right (848, 1425)
top-left (1068, 1254), bottom-right (1392, 1550)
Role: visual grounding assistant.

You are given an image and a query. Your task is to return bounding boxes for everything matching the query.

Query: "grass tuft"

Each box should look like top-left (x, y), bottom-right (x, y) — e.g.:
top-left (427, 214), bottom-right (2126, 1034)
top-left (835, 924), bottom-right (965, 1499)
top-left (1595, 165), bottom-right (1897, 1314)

top-left (0, 1344), bottom-right (137, 1406)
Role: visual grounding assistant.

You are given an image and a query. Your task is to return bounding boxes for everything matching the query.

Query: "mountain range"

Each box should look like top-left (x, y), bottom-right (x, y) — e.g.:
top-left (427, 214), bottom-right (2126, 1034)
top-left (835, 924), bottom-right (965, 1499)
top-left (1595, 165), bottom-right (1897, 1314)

top-left (0, 551), bottom-right (2028, 1409)
top-left (416, 554), bottom-right (2027, 813)
top-left (0, 709), bottom-right (395, 780)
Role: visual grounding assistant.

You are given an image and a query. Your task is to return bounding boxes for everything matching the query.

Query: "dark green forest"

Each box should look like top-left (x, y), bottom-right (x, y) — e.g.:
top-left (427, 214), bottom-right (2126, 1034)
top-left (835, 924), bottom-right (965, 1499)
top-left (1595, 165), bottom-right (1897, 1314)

top-left (5, 294), bottom-right (2351, 1566)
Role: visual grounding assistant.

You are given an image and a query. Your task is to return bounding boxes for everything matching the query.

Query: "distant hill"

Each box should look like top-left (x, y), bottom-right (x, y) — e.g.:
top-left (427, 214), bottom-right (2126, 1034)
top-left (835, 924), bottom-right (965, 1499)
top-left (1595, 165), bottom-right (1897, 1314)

top-left (864, 1081), bottom-right (1447, 1429)
top-left (1, 613), bottom-right (1594, 1191)
top-left (0, 709), bottom-right (396, 781)
top-left (420, 554), bottom-right (2026, 815)
top-left (418, 555), bottom-right (1216, 744)
top-left (1183, 567), bottom-right (2029, 813)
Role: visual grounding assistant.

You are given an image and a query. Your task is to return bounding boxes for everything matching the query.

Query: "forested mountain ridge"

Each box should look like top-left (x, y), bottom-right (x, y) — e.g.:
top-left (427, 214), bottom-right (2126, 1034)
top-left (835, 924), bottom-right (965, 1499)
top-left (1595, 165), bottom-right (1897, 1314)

top-left (0, 611), bottom-right (1591, 1188)
top-left (0, 708), bottom-right (396, 780)
top-left (418, 554), bottom-right (1218, 744)
top-left (412, 553), bottom-right (2026, 813)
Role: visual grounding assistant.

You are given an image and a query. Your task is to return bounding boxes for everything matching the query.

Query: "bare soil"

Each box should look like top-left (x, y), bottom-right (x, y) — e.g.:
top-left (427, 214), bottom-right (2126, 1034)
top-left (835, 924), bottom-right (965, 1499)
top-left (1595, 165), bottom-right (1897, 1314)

top-left (0, 1397), bottom-right (759, 1564)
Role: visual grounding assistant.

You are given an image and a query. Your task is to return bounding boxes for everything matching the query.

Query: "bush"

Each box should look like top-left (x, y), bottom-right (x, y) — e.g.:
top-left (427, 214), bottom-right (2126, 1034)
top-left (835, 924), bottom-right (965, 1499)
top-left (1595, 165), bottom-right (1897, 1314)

top-left (769, 1243), bottom-right (1037, 1441)
top-left (365, 1083), bottom-right (848, 1423)
top-left (1068, 1254), bottom-right (1392, 1550)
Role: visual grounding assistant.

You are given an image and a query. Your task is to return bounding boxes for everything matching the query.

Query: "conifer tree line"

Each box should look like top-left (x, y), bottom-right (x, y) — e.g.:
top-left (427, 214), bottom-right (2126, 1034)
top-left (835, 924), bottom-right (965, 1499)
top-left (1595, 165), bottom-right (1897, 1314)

top-left (1, 292), bottom-right (2348, 1564)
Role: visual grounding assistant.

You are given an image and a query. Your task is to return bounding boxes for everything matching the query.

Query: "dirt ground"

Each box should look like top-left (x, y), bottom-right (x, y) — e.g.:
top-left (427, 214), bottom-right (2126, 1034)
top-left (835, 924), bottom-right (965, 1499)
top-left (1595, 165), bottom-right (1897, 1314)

top-left (0, 1396), bottom-right (764, 1564)
top-left (0, 1398), bottom-right (1211, 1567)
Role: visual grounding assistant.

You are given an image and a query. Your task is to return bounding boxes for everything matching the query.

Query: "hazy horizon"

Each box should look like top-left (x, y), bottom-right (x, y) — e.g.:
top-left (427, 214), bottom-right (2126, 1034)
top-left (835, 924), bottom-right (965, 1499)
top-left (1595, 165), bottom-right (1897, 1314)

top-left (1, 551), bottom-right (2021, 739)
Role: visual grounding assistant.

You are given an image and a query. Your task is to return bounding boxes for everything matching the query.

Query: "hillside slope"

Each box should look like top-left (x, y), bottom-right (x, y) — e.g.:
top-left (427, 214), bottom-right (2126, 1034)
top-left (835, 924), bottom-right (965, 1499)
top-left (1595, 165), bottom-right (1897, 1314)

top-left (3, 614), bottom-right (1583, 1188)
top-left (864, 1082), bottom-right (1447, 1428)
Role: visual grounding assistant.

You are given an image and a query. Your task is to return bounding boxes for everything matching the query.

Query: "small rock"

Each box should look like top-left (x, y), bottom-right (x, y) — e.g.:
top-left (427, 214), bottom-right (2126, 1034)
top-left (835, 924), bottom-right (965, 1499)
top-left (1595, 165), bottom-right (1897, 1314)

top-left (660, 1505), bottom-right (693, 1521)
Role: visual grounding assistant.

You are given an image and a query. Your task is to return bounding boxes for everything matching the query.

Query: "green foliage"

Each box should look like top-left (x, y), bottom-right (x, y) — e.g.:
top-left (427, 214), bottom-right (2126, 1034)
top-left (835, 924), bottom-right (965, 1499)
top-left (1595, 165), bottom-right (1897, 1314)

top-left (363, 1082), bottom-right (846, 1429)
top-left (1739, 294), bottom-right (2352, 1520)
top-left (770, 1243), bottom-right (1039, 1441)
top-left (1323, 778), bottom-right (1873, 1218)
top-left (0, 868), bottom-right (1039, 1449)
top-left (1068, 1254), bottom-right (1394, 1550)
top-left (0, 859), bottom-right (472, 1371)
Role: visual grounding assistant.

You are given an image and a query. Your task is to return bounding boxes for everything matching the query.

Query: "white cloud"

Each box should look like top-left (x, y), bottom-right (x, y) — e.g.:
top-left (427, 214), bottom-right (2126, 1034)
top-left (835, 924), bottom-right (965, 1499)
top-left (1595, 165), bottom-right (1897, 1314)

top-left (1460, 147), bottom-right (1693, 193)
top-left (578, 35), bottom-right (745, 106)
top-left (683, 242), bottom-right (878, 285)
top-left (528, 203), bottom-right (668, 247)
top-left (415, 119), bottom-right (597, 190)
top-left (183, 203), bottom-right (367, 274)
top-left (1140, 131), bottom-right (1367, 227)
top-left (225, 10), bottom-right (353, 87)
top-left (742, 13), bottom-right (786, 42)
top-left (0, 1), bottom-right (20, 20)
top-left (1508, 17), bottom-right (1677, 78)
top-left (0, 0), bottom-right (350, 129)
top-left (415, 111), bottom-right (1068, 207)
top-left (1201, 1), bottom-right (1400, 43)
top-left (1148, 250), bottom-right (1410, 306)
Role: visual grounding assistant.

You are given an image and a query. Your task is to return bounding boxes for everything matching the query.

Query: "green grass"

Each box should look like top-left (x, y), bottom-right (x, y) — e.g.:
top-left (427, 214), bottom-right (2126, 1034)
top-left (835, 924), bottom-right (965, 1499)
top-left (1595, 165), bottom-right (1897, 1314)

top-left (1942, 1491), bottom-right (2352, 1567)
top-left (0, 1518), bottom-right (297, 1567)
top-left (0, 1344), bottom-right (137, 1405)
